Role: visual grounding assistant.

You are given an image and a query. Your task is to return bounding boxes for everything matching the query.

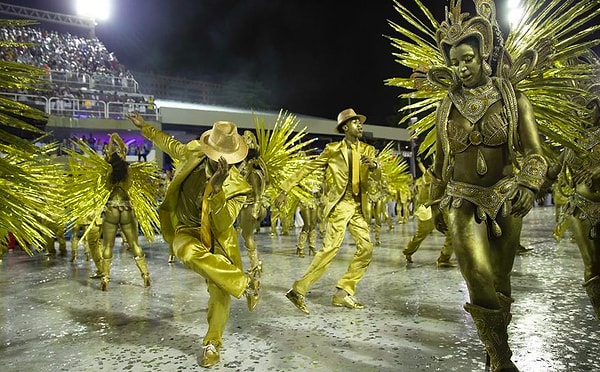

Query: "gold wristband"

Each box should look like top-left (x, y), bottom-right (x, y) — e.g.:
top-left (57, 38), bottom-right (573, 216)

top-left (516, 154), bottom-right (548, 193)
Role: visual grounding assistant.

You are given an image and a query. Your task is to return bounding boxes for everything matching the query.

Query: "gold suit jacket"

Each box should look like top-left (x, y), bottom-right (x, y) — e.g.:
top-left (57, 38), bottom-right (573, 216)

top-left (141, 125), bottom-right (251, 249)
top-left (281, 140), bottom-right (380, 220)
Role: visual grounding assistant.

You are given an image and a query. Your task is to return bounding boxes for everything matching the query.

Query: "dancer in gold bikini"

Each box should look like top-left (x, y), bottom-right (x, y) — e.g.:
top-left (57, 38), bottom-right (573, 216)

top-left (384, 0), bottom-right (600, 369)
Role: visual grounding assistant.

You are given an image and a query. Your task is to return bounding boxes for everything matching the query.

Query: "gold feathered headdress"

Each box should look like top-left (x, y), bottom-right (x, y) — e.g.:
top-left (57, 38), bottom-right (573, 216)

top-left (105, 133), bottom-right (127, 160)
top-left (436, 0), bottom-right (494, 66)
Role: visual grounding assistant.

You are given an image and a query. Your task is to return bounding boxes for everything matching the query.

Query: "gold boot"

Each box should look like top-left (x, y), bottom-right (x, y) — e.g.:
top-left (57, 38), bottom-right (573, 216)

top-left (308, 230), bottom-right (317, 256)
top-left (83, 241), bottom-right (91, 261)
top-left (89, 241), bottom-right (103, 279)
top-left (134, 255), bottom-right (151, 288)
top-left (168, 246), bottom-right (176, 264)
top-left (100, 258), bottom-right (112, 291)
top-left (296, 231), bottom-right (307, 257)
top-left (464, 303), bottom-right (519, 372)
top-left (583, 276), bottom-right (600, 320)
top-left (70, 236), bottom-right (79, 262)
top-left (89, 253), bottom-right (104, 279)
top-left (246, 246), bottom-right (262, 275)
top-left (245, 265), bottom-right (261, 311)
top-left (497, 292), bottom-right (515, 324)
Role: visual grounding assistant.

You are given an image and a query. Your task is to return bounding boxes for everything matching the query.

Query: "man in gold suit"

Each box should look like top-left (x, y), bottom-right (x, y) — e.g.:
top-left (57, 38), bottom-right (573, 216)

top-left (127, 113), bottom-right (260, 368)
top-left (276, 108), bottom-right (380, 314)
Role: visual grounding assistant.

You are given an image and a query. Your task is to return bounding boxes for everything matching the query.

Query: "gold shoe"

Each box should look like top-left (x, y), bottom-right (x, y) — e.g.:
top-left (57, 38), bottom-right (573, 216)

top-left (245, 289), bottom-right (260, 311)
top-left (168, 255), bottom-right (176, 264)
top-left (285, 289), bottom-right (309, 314)
top-left (142, 274), bottom-right (151, 288)
top-left (436, 260), bottom-right (456, 268)
top-left (403, 253), bottom-right (413, 264)
top-left (245, 271), bottom-right (261, 311)
top-left (516, 245), bottom-right (533, 255)
top-left (199, 343), bottom-right (220, 368)
top-left (89, 271), bottom-right (104, 279)
top-left (332, 294), bottom-right (364, 309)
top-left (308, 247), bottom-right (317, 256)
top-left (296, 247), bottom-right (305, 257)
top-left (101, 278), bottom-right (109, 291)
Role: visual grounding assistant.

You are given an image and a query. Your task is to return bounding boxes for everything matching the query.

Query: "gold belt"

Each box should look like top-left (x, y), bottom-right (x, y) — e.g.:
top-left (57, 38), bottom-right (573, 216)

top-left (442, 177), bottom-right (516, 236)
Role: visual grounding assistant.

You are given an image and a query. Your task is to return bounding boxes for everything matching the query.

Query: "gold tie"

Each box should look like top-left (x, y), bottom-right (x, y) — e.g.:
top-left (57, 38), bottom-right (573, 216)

top-left (351, 143), bottom-right (360, 196)
top-left (200, 183), bottom-right (213, 248)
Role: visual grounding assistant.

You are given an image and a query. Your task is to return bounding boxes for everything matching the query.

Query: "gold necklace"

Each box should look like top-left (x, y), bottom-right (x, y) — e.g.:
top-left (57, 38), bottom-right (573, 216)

top-left (450, 79), bottom-right (501, 124)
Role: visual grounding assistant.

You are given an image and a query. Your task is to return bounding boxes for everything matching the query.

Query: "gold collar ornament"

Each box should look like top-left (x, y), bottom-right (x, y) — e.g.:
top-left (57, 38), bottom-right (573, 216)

top-left (450, 78), bottom-right (501, 124)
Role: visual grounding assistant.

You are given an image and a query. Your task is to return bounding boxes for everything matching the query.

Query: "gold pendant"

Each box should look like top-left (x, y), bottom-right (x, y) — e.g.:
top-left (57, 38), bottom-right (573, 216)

top-left (476, 149), bottom-right (488, 175)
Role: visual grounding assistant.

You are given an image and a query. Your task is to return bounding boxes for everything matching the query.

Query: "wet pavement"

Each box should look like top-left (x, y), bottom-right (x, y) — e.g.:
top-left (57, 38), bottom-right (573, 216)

top-left (0, 206), bottom-right (598, 371)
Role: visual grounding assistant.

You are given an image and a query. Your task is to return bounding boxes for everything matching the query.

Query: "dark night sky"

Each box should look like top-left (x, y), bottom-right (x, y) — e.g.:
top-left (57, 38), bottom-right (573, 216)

top-left (3, 1), bottom-right (598, 125)
top-left (4, 0), bottom-right (434, 125)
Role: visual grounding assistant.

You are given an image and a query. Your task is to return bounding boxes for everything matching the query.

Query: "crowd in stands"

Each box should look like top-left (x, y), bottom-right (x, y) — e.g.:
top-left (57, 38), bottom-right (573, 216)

top-left (0, 25), bottom-right (131, 87)
top-left (0, 25), bottom-right (157, 119)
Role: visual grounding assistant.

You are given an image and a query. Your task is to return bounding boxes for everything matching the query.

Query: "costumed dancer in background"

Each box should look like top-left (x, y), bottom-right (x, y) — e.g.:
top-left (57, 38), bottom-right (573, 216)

top-left (98, 134), bottom-right (152, 291)
top-left (253, 110), bottom-right (320, 256)
top-left (70, 210), bottom-right (101, 263)
top-left (551, 174), bottom-right (570, 242)
top-left (128, 112), bottom-right (260, 368)
top-left (44, 218), bottom-right (67, 257)
top-left (402, 159), bottom-right (454, 267)
top-left (238, 130), bottom-right (267, 273)
top-left (545, 80), bottom-right (600, 319)
top-left (371, 142), bottom-right (412, 246)
top-left (395, 181), bottom-right (411, 224)
top-left (72, 211), bottom-right (103, 279)
top-left (277, 108), bottom-right (380, 314)
top-left (295, 187), bottom-right (321, 257)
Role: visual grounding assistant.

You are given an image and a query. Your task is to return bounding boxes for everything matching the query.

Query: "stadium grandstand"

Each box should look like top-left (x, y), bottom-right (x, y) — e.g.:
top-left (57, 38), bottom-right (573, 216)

top-left (0, 2), bottom-right (414, 172)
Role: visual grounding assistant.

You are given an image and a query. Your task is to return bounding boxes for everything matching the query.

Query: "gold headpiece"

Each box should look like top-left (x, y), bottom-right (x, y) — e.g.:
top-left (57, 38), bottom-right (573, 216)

top-left (436, 0), bottom-right (495, 66)
top-left (106, 133), bottom-right (127, 160)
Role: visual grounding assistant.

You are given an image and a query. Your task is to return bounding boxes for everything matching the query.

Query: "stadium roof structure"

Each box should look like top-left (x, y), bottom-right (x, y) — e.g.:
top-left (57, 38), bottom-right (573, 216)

top-left (0, 2), bottom-right (96, 36)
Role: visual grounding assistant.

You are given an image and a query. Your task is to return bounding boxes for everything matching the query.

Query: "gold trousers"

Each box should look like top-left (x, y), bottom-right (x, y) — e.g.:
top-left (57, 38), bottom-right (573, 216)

top-left (293, 197), bottom-right (373, 296)
top-left (172, 226), bottom-right (247, 348)
top-left (403, 218), bottom-right (453, 258)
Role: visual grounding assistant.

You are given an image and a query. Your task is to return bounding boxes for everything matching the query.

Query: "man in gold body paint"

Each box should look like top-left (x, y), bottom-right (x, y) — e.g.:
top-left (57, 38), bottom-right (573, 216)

top-left (276, 108), bottom-right (380, 314)
top-left (128, 113), bottom-right (260, 368)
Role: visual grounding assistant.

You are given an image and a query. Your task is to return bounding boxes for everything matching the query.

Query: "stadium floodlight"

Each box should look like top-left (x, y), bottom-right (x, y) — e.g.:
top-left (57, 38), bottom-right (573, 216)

top-left (506, 0), bottom-right (524, 29)
top-left (75, 0), bottom-right (111, 22)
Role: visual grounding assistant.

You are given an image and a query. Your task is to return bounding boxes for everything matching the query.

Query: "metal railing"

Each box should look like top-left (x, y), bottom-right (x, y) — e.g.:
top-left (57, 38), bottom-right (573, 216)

top-left (46, 70), bottom-right (139, 94)
top-left (0, 92), bottom-right (158, 121)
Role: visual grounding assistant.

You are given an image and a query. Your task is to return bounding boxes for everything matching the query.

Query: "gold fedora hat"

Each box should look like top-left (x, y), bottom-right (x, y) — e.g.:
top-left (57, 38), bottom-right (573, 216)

top-left (336, 108), bottom-right (366, 133)
top-left (199, 121), bottom-right (248, 164)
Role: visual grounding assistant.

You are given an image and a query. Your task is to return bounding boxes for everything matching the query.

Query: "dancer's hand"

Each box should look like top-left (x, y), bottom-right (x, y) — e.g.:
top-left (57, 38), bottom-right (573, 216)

top-left (126, 112), bottom-right (146, 129)
top-left (274, 191), bottom-right (287, 209)
top-left (209, 156), bottom-right (229, 194)
top-left (510, 186), bottom-right (535, 217)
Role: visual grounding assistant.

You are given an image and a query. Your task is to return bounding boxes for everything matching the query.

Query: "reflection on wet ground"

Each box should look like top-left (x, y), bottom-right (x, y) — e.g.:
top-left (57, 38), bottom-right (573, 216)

top-left (0, 207), bottom-right (598, 371)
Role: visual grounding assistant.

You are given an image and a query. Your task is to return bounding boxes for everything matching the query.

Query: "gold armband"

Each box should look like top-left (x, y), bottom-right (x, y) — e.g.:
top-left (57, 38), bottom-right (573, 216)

top-left (428, 169), bottom-right (446, 204)
top-left (516, 154), bottom-right (548, 193)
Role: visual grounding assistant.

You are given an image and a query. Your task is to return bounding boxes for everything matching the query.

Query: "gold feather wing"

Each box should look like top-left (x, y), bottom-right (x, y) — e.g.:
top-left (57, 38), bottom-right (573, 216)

top-left (64, 140), bottom-right (161, 242)
top-left (386, 0), bottom-right (600, 157)
top-left (254, 110), bottom-right (321, 204)
top-left (0, 20), bottom-right (65, 254)
top-left (377, 142), bottom-right (413, 196)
